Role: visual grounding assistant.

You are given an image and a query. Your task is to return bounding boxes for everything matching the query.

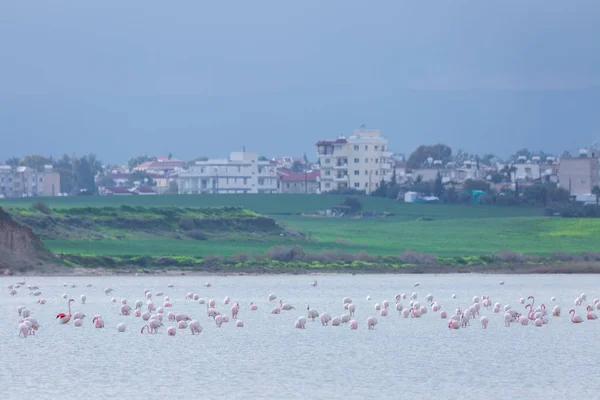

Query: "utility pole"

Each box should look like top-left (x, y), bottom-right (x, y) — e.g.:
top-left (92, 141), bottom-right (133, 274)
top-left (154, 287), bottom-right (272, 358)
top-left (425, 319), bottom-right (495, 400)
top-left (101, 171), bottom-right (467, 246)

top-left (305, 170), bottom-right (308, 194)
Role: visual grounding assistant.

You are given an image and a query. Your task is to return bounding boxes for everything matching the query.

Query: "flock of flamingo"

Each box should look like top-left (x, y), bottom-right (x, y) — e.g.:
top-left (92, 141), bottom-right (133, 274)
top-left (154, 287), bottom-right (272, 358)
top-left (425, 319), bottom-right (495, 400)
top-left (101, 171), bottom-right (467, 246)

top-left (7, 278), bottom-right (600, 338)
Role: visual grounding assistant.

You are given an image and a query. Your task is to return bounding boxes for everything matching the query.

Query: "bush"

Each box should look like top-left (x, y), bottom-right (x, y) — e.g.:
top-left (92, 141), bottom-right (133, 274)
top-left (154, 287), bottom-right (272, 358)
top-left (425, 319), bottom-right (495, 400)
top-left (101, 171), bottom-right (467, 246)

top-left (185, 230), bottom-right (207, 240)
top-left (32, 201), bottom-right (52, 215)
top-left (398, 249), bottom-right (437, 265)
top-left (266, 245), bottom-right (306, 261)
top-left (479, 193), bottom-right (495, 205)
top-left (496, 251), bottom-right (526, 263)
top-left (342, 196), bottom-right (363, 213)
top-left (178, 218), bottom-right (196, 230)
top-left (496, 194), bottom-right (518, 206)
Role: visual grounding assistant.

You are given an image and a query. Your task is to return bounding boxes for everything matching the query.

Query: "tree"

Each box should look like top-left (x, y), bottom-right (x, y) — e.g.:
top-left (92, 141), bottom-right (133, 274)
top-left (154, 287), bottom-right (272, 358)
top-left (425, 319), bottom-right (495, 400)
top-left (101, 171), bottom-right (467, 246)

top-left (342, 196), bottom-right (363, 213)
top-left (21, 154), bottom-right (53, 172)
top-left (406, 144), bottom-right (452, 169)
top-left (561, 150), bottom-right (572, 158)
top-left (128, 155), bottom-right (156, 170)
top-left (97, 176), bottom-right (116, 187)
top-left (500, 165), bottom-right (517, 182)
top-left (481, 154), bottom-right (495, 166)
top-left (129, 171), bottom-right (155, 186)
top-left (433, 172), bottom-right (444, 198)
top-left (74, 157), bottom-right (96, 194)
top-left (5, 157), bottom-right (20, 167)
top-left (53, 154), bottom-right (75, 194)
top-left (371, 179), bottom-right (388, 197)
top-left (291, 161), bottom-right (303, 173)
top-left (489, 172), bottom-right (505, 184)
top-left (258, 156), bottom-right (268, 161)
top-left (166, 180), bottom-right (179, 194)
top-left (463, 179), bottom-right (490, 192)
top-left (593, 186), bottom-right (600, 206)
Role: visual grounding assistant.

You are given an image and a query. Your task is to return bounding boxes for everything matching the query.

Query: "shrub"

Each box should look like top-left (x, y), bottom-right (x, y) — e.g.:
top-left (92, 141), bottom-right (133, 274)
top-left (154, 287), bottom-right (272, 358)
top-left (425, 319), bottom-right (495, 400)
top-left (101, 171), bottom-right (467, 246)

top-left (32, 201), bottom-right (52, 215)
top-left (398, 249), bottom-right (437, 265)
top-left (228, 252), bottom-right (253, 263)
top-left (479, 193), bottom-right (495, 205)
top-left (185, 230), bottom-right (207, 240)
top-left (178, 218), bottom-right (196, 231)
top-left (266, 245), bottom-right (306, 262)
top-left (551, 252), bottom-right (575, 262)
top-left (496, 251), bottom-right (526, 263)
top-left (342, 196), bottom-right (363, 213)
top-left (203, 255), bottom-right (222, 265)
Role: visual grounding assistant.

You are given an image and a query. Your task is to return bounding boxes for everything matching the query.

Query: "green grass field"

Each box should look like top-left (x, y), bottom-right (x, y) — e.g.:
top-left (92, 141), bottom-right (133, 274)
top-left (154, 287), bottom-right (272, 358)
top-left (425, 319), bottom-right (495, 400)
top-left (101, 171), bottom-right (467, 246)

top-left (5, 194), bottom-right (599, 260)
top-left (0, 194), bottom-right (542, 218)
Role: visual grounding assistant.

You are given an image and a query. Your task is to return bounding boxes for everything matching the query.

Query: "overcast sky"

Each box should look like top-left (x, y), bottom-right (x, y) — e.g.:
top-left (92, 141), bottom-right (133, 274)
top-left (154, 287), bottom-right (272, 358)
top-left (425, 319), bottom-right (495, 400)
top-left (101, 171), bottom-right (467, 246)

top-left (1, 1), bottom-right (600, 163)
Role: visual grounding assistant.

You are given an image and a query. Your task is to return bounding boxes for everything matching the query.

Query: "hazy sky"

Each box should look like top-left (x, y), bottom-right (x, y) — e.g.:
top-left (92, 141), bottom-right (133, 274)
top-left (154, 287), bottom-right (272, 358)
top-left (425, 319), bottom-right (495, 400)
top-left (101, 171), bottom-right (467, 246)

top-left (1, 1), bottom-right (600, 163)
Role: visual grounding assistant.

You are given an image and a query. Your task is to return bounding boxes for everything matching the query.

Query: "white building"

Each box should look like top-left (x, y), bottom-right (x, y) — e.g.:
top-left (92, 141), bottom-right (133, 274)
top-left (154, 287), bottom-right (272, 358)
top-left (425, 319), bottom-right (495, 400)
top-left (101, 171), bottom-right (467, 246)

top-left (316, 129), bottom-right (393, 194)
top-left (177, 152), bottom-right (277, 194)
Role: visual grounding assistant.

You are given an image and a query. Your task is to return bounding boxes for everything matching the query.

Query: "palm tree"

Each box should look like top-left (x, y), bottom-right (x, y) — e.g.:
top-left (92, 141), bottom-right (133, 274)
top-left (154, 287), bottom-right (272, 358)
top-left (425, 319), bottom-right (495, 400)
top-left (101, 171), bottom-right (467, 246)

top-left (592, 185), bottom-right (600, 206)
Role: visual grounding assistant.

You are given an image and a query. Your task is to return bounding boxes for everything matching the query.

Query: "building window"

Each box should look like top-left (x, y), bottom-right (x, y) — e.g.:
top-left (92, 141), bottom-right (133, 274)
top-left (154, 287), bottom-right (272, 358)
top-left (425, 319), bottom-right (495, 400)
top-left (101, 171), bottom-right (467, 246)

top-left (238, 166), bottom-right (241, 172)
top-left (365, 158), bottom-right (368, 163)
top-left (382, 146), bottom-right (385, 151)
top-left (39, 177), bottom-right (44, 182)
top-left (325, 183), bottom-right (331, 188)
top-left (201, 168), bottom-right (205, 173)
top-left (365, 182), bottom-right (368, 187)
top-left (364, 170), bottom-right (368, 175)
top-left (375, 159), bottom-right (379, 163)
top-left (354, 170), bottom-right (359, 175)
top-left (243, 178), bottom-right (247, 185)
top-left (374, 145), bottom-right (379, 151)
top-left (354, 183), bottom-right (360, 188)
top-left (365, 145), bottom-right (368, 150)
top-left (325, 170), bottom-right (331, 176)
top-left (353, 145), bottom-right (359, 151)
top-left (375, 171), bottom-right (379, 175)
top-left (325, 159), bottom-right (330, 164)
top-left (226, 178), bottom-right (230, 184)
top-left (334, 145), bottom-right (342, 151)
top-left (353, 158), bottom-right (359, 163)
top-left (287, 183), bottom-right (290, 188)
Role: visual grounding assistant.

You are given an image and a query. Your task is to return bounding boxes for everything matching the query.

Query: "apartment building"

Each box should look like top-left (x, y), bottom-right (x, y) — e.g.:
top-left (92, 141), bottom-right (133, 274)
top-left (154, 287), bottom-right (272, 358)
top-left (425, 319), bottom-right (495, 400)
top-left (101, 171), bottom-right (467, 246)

top-left (316, 129), bottom-right (392, 194)
top-left (558, 156), bottom-right (599, 196)
top-left (177, 152), bottom-right (277, 194)
top-left (0, 165), bottom-right (60, 198)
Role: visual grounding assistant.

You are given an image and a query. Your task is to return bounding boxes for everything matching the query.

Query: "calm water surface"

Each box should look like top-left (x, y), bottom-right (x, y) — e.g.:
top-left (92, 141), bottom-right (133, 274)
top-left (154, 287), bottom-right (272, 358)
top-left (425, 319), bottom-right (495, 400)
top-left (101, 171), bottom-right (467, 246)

top-left (1, 274), bottom-right (600, 400)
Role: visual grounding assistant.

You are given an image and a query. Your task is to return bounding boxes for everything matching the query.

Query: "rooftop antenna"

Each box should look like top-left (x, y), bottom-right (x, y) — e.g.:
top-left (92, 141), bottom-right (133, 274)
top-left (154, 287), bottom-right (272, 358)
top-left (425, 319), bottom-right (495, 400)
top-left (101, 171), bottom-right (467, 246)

top-left (243, 145), bottom-right (246, 152)
top-left (360, 124), bottom-right (366, 129)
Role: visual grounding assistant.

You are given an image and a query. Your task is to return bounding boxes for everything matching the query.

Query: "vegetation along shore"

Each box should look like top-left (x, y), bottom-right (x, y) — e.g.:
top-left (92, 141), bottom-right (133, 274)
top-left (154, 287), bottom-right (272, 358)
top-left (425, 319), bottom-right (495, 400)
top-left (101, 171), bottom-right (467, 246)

top-left (1, 194), bottom-right (600, 275)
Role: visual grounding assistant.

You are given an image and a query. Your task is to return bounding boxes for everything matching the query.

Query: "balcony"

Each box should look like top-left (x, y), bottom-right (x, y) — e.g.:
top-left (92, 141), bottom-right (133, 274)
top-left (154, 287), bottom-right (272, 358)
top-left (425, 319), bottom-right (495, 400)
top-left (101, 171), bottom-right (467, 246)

top-left (334, 176), bottom-right (349, 182)
top-left (317, 175), bottom-right (334, 182)
top-left (333, 163), bottom-right (348, 170)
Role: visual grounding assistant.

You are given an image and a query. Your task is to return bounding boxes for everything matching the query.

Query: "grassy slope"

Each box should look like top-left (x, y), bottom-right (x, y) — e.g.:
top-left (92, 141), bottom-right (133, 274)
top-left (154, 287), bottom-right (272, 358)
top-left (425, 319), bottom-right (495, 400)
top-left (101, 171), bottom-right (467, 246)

top-left (5, 194), bottom-right (599, 260)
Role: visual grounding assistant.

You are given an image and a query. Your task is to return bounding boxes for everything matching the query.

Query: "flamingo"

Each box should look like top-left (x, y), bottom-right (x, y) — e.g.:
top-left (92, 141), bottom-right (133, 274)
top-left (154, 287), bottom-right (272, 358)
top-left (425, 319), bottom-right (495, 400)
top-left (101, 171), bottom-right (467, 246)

top-left (18, 322), bottom-right (30, 337)
top-left (307, 306), bottom-right (319, 321)
top-left (587, 306), bottom-right (598, 320)
top-left (552, 306), bottom-right (561, 317)
top-left (231, 302), bottom-right (240, 319)
top-left (92, 316), bottom-right (105, 328)
top-left (141, 319), bottom-right (162, 333)
top-left (367, 316), bottom-right (377, 329)
top-left (250, 302), bottom-right (258, 311)
top-left (280, 300), bottom-right (295, 311)
top-left (117, 323), bottom-right (126, 332)
top-left (189, 320), bottom-right (203, 335)
top-left (167, 327), bottom-right (177, 336)
top-left (570, 309), bottom-right (584, 323)
top-left (236, 320), bottom-right (244, 327)
top-left (310, 280), bottom-right (317, 287)
top-left (320, 312), bottom-right (331, 326)
top-left (480, 316), bottom-right (489, 329)
top-left (56, 299), bottom-right (74, 324)
top-left (348, 303), bottom-right (356, 316)
top-left (268, 294), bottom-right (277, 302)
top-left (349, 320), bottom-right (358, 330)
top-left (295, 317), bottom-right (307, 329)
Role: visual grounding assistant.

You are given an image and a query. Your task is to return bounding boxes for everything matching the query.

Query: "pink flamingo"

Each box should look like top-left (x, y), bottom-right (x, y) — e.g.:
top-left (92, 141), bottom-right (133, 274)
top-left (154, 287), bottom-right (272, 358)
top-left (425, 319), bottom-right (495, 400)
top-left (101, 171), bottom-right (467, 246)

top-left (349, 320), bottom-right (358, 330)
top-left (250, 302), bottom-right (258, 311)
top-left (189, 320), bottom-right (203, 335)
top-left (295, 317), bottom-right (307, 329)
top-left (367, 316), bottom-right (377, 329)
top-left (56, 299), bottom-right (74, 324)
top-left (570, 309), bottom-right (584, 323)
top-left (92, 316), bottom-right (104, 328)
top-left (141, 319), bottom-right (162, 333)
top-left (167, 326), bottom-right (176, 336)
top-left (480, 316), bottom-right (488, 329)
top-left (587, 306), bottom-right (598, 320)
top-left (231, 302), bottom-right (240, 319)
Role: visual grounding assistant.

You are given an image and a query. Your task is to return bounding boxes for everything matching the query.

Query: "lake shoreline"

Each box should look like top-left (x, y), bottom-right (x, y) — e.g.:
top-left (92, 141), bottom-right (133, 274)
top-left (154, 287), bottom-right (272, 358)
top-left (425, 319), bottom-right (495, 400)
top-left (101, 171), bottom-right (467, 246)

top-left (9, 260), bottom-right (600, 277)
